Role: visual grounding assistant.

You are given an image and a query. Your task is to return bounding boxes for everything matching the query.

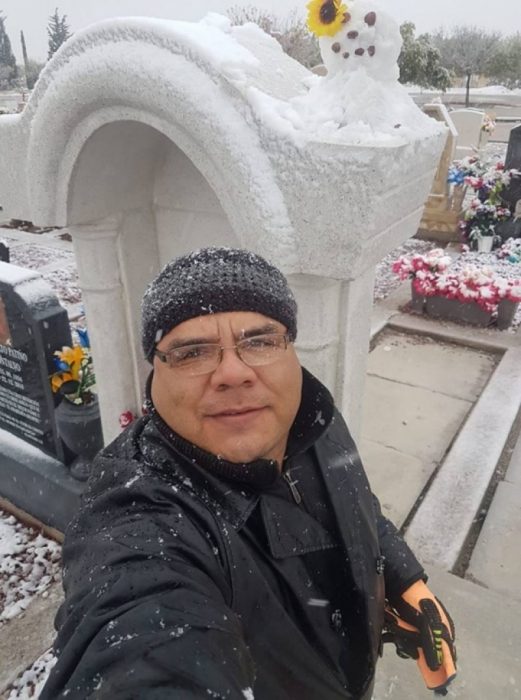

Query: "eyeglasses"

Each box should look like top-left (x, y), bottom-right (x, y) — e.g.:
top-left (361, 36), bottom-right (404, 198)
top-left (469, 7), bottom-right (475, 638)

top-left (154, 333), bottom-right (290, 376)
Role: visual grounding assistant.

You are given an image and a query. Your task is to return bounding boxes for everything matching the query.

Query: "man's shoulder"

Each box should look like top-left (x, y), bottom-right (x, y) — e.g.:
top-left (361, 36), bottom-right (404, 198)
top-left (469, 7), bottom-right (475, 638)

top-left (83, 415), bottom-right (188, 505)
top-left (69, 416), bottom-right (223, 547)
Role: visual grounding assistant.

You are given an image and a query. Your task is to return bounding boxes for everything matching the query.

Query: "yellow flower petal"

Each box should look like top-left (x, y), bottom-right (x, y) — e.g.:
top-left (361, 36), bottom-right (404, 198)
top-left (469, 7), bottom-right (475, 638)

top-left (58, 346), bottom-right (74, 365)
top-left (307, 0), bottom-right (349, 38)
top-left (51, 372), bottom-right (73, 393)
top-left (55, 346), bottom-right (85, 380)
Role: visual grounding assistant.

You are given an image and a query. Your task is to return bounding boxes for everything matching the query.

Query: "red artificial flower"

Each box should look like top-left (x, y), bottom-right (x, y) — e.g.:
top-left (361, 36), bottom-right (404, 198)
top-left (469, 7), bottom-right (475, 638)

top-left (119, 410), bottom-right (136, 429)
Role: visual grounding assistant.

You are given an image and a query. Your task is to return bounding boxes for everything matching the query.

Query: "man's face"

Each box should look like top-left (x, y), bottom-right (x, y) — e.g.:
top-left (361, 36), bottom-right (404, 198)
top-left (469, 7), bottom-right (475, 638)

top-left (151, 311), bottom-right (302, 466)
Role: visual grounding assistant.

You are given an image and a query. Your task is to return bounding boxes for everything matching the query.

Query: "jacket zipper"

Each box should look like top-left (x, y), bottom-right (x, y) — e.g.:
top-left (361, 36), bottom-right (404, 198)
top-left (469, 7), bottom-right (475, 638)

top-left (283, 471), bottom-right (302, 504)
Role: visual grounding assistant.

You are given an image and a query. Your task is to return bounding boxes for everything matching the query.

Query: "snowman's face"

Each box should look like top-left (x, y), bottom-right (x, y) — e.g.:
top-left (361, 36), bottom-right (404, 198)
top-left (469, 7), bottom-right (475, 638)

top-left (319, 0), bottom-right (402, 81)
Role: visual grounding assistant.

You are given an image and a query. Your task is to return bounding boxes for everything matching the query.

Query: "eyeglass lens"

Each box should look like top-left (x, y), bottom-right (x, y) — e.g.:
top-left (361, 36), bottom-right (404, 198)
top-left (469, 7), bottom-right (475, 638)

top-left (163, 334), bottom-right (288, 375)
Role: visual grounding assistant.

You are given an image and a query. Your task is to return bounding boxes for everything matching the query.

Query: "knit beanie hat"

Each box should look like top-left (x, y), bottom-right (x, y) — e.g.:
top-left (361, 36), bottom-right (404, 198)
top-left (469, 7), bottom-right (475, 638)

top-left (141, 247), bottom-right (298, 362)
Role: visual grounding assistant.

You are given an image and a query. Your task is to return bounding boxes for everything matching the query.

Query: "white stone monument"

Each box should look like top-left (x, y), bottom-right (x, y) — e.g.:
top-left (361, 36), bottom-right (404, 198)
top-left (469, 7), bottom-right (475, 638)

top-left (418, 103), bottom-right (466, 242)
top-left (450, 108), bottom-right (486, 159)
top-left (0, 5), bottom-right (444, 445)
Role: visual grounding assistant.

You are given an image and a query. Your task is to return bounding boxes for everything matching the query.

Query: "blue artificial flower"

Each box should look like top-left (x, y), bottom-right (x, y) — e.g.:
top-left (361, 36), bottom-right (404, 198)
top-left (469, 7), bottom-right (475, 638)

top-left (77, 327), bottom-right (90, 348)
top-left (53, 357), bottom-right (70, 372)
top-left (447, 168), bottom-right (465, 186)
top-left (508, 255), bottom-right (520, 264)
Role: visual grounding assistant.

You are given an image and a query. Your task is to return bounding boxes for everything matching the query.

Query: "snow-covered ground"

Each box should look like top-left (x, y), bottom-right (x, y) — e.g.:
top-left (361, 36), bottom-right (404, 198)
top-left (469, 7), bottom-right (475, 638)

top-left (0, 508), bottom-right (61, 698)
top-left (0, 510), bottom-right (61, 625)
top-left (5, 650), bottom-right (56, 700)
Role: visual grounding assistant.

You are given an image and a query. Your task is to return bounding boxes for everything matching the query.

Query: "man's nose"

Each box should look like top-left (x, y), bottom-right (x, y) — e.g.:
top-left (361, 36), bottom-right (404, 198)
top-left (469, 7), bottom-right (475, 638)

top-left (209, 345), bottom-right (256, 387)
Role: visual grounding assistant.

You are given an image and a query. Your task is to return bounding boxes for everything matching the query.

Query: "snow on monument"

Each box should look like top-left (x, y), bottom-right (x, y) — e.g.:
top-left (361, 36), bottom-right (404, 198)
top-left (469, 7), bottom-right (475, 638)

top-left (0, 2), bottom-right (445, 450)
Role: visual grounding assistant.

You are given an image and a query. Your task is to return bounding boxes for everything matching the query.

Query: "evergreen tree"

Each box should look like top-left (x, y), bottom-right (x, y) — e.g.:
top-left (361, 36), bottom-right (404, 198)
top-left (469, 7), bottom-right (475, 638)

top-left (398, 22), bottom-right (451, 91)
top-left (0, 12), bottom-right (18, 89)
top-left (47, 7), bottom-right (71, 60)
top-left (20, 30), bottom-right (30, 88)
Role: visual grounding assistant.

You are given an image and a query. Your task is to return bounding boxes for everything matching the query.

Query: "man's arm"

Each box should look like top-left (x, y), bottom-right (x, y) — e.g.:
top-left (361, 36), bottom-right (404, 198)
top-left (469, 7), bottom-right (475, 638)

top-left (372, 497), bottom-right (457, 695)
top-left (371, 495), bottom-right (426, 599)
top-left (41, 469), bottom-right (255, 699)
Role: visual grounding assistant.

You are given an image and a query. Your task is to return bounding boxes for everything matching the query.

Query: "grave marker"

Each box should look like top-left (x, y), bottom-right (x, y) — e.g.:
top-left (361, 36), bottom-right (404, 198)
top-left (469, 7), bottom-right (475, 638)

top-left (0, 242), bottom-right (9, 263)
top-left (450, 109), bottom-right (485, 159)
top-left (0, 261), bottom-right (71, 461)
top-left (504, 124), bottom-right (521, 212)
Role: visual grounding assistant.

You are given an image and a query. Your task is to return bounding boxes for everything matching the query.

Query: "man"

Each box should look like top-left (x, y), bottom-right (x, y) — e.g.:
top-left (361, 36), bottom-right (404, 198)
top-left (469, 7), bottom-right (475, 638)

top-left (42, 247), bottom-right (456, 699)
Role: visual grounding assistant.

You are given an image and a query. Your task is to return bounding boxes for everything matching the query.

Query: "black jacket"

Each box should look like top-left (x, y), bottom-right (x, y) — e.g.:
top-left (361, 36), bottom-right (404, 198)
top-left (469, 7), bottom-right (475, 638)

top-left (42, 370), bottom-right (424, 699)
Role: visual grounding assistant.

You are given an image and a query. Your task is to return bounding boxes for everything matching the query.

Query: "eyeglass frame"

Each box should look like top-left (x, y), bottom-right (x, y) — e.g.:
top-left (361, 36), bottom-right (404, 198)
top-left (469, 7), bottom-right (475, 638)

top-left (153, 332), bottom-right (291, 376)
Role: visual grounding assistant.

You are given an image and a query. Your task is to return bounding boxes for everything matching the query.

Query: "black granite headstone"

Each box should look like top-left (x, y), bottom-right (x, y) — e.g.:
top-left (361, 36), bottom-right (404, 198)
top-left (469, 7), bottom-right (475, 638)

top-left (0, 242), bottom-right (9, 263)
top-left (503, 124), bottom-right (521, 211)
top-left (0, 261), bottom-right (72, 461)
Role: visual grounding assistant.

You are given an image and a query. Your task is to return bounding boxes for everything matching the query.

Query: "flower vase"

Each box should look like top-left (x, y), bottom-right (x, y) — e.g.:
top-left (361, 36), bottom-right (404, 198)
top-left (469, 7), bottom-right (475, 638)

top-left (55, 396), bottom-right (103, 481)
top-left (477, 236), bottom-right (494, 253)
top-left (497, 299), bottom-right (519, 331)
top-left (410, 282), bottom-right (425, 313)
top-left (425, 296), bottom-right (493, 327)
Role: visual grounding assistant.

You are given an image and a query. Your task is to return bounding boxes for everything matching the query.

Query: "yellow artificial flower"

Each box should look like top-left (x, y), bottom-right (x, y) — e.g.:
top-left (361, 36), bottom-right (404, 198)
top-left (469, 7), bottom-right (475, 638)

top-left (51, 372), bottom-right (73, 393)
top-left (306, 0), bottom-right (350, 38)
top-left (55, 345), bottom-right (85, 381)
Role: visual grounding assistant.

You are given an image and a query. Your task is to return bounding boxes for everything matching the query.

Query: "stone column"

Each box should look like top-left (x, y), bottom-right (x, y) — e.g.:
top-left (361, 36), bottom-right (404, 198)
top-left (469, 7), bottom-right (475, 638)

top-left (336, 267), bottom-right (376, 442)
top-left (289, 268), bottom-right (374, 443)
top-left (70, 216), bottom-right (139, 443)
top-left (289, 273), bottom-right (342, 394)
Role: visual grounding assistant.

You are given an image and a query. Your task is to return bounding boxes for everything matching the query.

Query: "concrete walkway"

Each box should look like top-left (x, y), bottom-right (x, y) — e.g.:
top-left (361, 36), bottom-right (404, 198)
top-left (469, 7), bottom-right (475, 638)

top-left (360, 329), bottom-right (498, 528)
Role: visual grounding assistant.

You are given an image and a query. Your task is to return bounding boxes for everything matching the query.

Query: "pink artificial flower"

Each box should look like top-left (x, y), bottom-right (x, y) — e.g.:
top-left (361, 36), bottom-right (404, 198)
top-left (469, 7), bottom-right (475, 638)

top-left (506, 284), bottom-right (521, 302)
top-left (119, 410), bottom-right (136, 429)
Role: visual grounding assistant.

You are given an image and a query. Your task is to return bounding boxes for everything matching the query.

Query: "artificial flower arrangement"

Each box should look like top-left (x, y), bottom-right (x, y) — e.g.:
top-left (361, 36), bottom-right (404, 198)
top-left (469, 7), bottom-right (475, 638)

top-left (481, 114), bottom-right (496, 134)
top-left (496, 238), bottom-right (521, 263)
top-left (50, 328), bottom-right (97, 405)
top-left (392, 248), bottom-right (521, 313)
top-left (447, 157), bottom-right (521, 248)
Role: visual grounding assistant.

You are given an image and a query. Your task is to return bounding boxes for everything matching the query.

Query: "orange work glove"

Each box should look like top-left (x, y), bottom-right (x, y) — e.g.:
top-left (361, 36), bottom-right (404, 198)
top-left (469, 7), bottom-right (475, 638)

top-left (384, 580), bottom-right (457, 696)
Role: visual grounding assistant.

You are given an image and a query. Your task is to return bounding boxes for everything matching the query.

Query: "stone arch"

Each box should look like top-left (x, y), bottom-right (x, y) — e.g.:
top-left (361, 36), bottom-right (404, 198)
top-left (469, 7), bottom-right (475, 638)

top-left (21, 19), bottom-right (297, 263)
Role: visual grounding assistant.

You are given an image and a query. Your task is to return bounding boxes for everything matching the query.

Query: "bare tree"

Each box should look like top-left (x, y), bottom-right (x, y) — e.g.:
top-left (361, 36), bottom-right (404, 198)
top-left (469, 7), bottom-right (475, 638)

top-left (277, 9), bottom-right (321, 69)
top-left (487, 33), bottom-right (521, 89)
top-left (226, 5), bottom-right (320, 69)
top-left (432, 26), bottom-right (501, 106)
top-left (226, 5), bottom-right (277, 35)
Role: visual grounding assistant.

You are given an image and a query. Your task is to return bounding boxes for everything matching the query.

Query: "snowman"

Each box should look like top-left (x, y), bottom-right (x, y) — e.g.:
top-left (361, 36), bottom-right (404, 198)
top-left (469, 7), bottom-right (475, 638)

top-left (306, 0), bottom-right (402, 82)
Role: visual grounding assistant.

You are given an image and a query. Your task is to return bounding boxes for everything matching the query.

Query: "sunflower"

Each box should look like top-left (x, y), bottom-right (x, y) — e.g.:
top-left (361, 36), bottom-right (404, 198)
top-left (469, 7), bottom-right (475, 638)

top-left (306, 0), bottom-right (350, 38)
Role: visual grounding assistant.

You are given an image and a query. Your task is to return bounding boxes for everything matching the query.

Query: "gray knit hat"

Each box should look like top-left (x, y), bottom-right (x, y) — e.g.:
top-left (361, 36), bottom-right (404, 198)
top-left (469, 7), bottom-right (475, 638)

top-left (141, 247), bottom-right (298, 362)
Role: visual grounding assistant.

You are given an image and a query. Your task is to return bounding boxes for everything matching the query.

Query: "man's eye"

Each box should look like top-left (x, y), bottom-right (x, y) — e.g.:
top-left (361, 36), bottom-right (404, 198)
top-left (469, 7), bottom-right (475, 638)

top-left (246, 335), bottom-right (277, 349)
top-left (174, 346), bottom-right (207, 362)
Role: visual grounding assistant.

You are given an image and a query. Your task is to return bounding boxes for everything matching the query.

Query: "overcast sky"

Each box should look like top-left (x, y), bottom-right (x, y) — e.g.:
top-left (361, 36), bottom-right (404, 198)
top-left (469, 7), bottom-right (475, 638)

top-left (1, 0), bottom-right (516, 63)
